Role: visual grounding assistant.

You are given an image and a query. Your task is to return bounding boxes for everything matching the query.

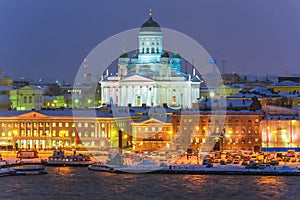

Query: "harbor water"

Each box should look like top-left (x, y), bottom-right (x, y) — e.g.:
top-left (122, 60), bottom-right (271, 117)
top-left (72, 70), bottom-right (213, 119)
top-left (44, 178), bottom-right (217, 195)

top-left (0, 167), bottom-right (299, 200)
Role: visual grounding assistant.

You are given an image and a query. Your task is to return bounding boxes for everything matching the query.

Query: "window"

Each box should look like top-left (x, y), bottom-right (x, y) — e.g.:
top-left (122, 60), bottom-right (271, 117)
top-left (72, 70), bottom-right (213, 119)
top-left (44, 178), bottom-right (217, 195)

top-left (52, 123), bottom-right (56, 127)
top-left (24, 96), bottom-right (27, 103)
top-left (84, 123), bottom-right (88, 128)
top-left (52, 130), bottom-right (56, 137)
top-left (151, 47), bottom-right (155, 53)
top-left (78, 123), bottom-right (82, 128)
top-left (59, 123), bottom-right (63, 127)
top-left (29, 96), bottom-right (32, 103)
top-left (152, 127), bottom-right (156, 131)
top-left (84, 131), bottom-right (89, 137)
top-left (65, 123), bottom-right (69, 127)
top-left (145, 127), bottom-right (148, 132)
top-left (146, 48), bottom-right (149, 53)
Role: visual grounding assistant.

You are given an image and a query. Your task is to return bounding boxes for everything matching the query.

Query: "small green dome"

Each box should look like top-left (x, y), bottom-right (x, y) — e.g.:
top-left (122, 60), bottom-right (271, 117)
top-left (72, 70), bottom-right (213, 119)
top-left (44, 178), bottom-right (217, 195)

top-left (119, 53), bottom-right (129, 58)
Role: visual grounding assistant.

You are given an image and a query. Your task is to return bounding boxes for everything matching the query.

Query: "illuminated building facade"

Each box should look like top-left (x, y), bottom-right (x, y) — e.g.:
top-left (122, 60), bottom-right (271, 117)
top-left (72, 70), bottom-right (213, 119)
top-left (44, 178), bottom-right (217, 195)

top-left (0, 110), bottom-right (138, 151)
top-left (100, 10), bottom-right (201, 108)
top-left (172, 111), bottom-right (263, 152)
top-left (261, 116), bottom-right (300, 152)
top-left (9, 85), bottom-right (44, 110)
top-left (131, 117), bottom-right (173, 152)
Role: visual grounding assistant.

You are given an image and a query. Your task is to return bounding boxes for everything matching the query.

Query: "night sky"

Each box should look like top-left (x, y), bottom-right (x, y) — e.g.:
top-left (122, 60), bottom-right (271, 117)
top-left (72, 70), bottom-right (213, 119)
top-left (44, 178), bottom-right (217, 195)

top-left (0, 0), bottom-right (299, 84)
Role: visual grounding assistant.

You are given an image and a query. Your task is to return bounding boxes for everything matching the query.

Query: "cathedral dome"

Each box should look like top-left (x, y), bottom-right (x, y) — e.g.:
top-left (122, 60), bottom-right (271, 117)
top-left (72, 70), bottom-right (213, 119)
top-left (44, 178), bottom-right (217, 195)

top-left (140, 9), bottom-right (161, 32)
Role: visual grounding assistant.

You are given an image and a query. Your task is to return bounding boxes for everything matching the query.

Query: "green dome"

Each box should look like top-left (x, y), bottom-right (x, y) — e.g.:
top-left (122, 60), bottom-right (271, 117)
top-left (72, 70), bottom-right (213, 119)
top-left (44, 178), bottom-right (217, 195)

top-left (119, 53), bottom-right (129, 58)
top-left (140, 9), bottom-right (161, 32)
top-left (172, 54), bottom-right (181, 59)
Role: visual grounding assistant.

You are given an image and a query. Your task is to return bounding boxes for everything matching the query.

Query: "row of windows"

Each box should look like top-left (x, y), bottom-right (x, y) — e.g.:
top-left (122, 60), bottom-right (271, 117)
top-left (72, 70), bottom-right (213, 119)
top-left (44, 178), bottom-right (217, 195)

top-left (1, 122), bottom-right (107, 128)
top-left (141, 42), bottom-right (160, 46)
top-left (1, 130), bottom-right (107, 138)
top-left (141, 47), bottom-right (159, 54)
top-left (135, 127), bottom-right (171, 132)
top-left (191, 137), bottom-right (260, 144)
top-left (181, 118), bottom-right (260, 123)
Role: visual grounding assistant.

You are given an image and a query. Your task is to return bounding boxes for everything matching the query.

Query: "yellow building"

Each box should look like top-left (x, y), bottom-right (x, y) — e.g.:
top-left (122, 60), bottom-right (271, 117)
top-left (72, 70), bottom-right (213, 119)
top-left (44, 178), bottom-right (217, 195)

top-left (131, 117), bottom-right (173, 152)
top-left (0, 110), bottom-right (139, 151)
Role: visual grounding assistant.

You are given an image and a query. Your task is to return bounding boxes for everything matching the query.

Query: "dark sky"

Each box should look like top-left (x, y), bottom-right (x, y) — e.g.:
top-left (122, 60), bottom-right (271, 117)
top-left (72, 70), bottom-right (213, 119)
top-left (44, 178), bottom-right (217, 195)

top-left (0, 0), bottom-right (299, 84)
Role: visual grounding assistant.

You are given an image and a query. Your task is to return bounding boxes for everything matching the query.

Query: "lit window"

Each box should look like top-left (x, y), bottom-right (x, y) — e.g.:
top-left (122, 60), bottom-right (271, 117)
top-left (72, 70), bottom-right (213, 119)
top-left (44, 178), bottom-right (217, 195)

top-left (65, 123), bottom-right (69, 127)
top-left (52, 123), bottom-right (56, 127)
top-left (59, 123), bottom-right (63, 127)
top-left (52, 130), bottom-right (56, 137)
top-left (84, 123), bottom-right (88, 128)
top-left (78, 123), bottom-right (82, 128)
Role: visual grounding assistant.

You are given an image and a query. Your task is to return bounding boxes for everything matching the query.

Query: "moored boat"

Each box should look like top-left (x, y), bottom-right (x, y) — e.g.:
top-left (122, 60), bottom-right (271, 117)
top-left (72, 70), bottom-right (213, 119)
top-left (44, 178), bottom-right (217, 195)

top-left (88, 163), bottom-right (115, 172)
top-left (11, 165), bottom-right (47, 175)
top-left (42, 150), bottom-right (93, 166)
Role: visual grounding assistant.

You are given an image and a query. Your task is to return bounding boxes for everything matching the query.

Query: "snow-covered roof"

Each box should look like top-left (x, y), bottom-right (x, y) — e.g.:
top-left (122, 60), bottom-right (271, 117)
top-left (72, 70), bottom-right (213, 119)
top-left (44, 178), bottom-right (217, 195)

top-left (0, 86), bottom-right (11, 91)
top-left (249, 87), bottom-right (273, 95)
top-left (274, 80), bottom-right (300, 86)
top-left (200, 99), bottom-right (253, 108)
top-left (0, 95), bottom-right (11, 103)
top-left (0, 109), bottom-right (139, 118)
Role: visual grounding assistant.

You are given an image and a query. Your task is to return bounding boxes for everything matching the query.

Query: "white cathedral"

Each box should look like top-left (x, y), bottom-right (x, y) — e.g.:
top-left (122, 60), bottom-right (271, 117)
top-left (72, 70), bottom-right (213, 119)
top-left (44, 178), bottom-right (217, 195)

top-left (100, 10), bottom-right (201, 109)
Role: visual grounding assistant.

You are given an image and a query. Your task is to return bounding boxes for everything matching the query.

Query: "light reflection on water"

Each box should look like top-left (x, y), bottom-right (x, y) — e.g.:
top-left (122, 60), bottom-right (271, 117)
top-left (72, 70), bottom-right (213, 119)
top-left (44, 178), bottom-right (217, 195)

top-left (0, 167), bottom-right (299, 200)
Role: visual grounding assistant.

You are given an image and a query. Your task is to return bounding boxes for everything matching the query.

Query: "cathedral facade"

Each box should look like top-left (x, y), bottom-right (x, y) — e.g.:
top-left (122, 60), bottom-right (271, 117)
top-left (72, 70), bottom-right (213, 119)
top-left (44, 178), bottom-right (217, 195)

top-left (100, 10), bottom-right (201, 109)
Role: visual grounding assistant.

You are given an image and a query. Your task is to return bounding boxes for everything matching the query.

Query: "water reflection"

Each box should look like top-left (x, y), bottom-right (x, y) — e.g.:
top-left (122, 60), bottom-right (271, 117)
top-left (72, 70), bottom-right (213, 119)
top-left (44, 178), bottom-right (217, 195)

top-left (0, 168), bottom-right (299, 200)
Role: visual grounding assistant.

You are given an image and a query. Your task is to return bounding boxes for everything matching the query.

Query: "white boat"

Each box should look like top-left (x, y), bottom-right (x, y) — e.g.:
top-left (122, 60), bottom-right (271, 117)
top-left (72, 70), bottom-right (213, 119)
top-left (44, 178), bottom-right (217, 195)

top-left (42, 150), bottom-right (93, 166)
top-left (88, 163), bottom-right (115, 172)
top-left (11, 165), bottom-right (47, 175)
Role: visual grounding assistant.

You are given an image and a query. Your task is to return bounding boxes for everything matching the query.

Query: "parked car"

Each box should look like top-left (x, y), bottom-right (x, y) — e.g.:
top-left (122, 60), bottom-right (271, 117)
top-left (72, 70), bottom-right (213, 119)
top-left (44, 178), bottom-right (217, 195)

top-left (206, 162), bottom-right (213, 168)
top-left (202, 158), bottom-right (212, 165)
top-left (233, 159), bottom-right (240, 164)
top-left (270, 160), bottom-right (279, 166)
top-left (220, 160), bottom-right (226, 165)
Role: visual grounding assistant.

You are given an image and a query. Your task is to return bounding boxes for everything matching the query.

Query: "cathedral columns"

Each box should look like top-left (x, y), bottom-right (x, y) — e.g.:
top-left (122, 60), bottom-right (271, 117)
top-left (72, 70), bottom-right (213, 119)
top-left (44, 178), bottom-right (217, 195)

top-left (126, 86), bottom-right (128, 106)
top-left (153, 86), bottom-right (156, 106)
top-left (131, 86), bottom-right (134, 106)
top-left (139, 86), bottom-right (142, 106)
top-left (146, 86), bottom-right (149, 106)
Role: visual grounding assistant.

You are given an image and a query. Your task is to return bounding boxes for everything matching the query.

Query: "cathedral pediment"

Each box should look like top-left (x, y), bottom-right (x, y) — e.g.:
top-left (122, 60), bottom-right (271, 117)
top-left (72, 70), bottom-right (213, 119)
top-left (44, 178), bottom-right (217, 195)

top-left (120, 75), bottom-right (154, 82)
